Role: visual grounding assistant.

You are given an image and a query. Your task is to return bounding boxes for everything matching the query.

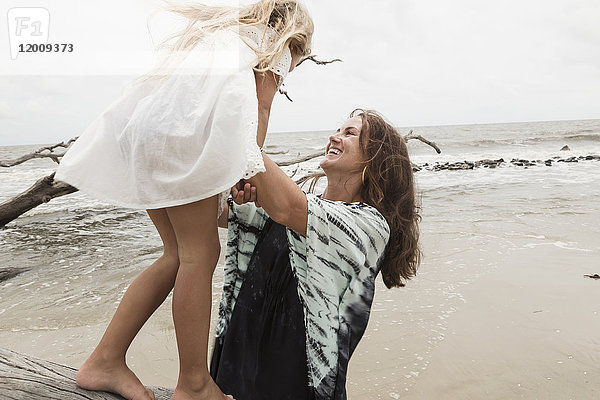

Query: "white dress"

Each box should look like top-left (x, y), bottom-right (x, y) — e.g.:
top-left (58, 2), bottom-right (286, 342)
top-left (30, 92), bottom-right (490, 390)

top-left (55, 24), bottom-right (292, 215)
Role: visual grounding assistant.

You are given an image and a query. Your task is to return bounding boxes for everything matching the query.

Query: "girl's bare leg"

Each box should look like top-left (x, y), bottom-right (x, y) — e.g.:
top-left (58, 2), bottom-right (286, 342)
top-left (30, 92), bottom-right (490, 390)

top-left (76, 208), bottom-right (179, 400)
top-left (166, 197), bottom-right (229, 400)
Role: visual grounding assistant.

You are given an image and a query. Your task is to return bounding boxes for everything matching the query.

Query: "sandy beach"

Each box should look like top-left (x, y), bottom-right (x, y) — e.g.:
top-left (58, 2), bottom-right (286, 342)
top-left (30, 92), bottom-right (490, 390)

top-left (2, 120), bottom-right (599, 399)
top-left (399, 246), bottom-right (600, 399)
top-left (3, 213), bottom-right (598, 399)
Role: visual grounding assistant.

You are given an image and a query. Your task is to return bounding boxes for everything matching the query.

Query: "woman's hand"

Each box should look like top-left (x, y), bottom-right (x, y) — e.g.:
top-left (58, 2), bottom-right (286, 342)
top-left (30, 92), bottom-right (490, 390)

top-left (231, 180), bottom-right (261, 207)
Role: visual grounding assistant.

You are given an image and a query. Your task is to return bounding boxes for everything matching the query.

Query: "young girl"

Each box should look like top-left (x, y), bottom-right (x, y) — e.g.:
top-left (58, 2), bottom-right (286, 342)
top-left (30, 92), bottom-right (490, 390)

top-left (54, 1), bottom-right (314, 399)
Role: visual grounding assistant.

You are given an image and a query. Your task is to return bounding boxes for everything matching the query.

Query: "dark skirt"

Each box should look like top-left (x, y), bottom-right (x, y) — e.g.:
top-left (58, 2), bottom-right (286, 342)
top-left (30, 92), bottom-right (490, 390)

top-left (210, 219), bottom-right (313, 400)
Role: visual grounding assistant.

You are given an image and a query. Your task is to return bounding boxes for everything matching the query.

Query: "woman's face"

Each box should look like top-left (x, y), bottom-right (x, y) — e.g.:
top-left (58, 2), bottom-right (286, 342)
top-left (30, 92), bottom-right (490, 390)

top-left (320, 116), bottom-right (365, 173)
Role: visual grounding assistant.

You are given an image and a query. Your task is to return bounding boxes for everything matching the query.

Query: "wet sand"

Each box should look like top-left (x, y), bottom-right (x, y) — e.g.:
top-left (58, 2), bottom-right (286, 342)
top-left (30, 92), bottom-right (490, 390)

top-left (4, 220), bottom-right (598, 399)
top-left (401, 246), bottom-right (600, 399)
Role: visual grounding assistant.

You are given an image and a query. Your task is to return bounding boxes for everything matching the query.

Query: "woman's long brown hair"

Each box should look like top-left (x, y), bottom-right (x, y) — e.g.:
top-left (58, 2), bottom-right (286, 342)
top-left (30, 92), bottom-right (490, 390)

top-left (354, 109), bottom-right (422, 288)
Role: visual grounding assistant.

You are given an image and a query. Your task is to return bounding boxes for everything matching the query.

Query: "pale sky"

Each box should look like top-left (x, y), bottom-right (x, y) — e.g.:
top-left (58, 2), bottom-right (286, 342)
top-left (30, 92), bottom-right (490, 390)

top-left (1, 0), bottom-right (599, 146)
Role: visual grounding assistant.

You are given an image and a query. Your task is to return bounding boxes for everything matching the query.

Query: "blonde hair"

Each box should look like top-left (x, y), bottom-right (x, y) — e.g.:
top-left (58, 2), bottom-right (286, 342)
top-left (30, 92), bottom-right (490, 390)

top-left (134, 0), bottom-right (314, 84)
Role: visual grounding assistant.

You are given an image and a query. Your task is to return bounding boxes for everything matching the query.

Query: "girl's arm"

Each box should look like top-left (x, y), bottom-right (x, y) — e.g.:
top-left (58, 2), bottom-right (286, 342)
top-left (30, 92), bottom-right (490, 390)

top-left (220, 70), bottom-right (282, 230)
top-left (254, 70), bottom-right (279, 148)
top-left (234, 57), bottom-right (305, 233)
top-left (234, 153), bottom-right (308, 236)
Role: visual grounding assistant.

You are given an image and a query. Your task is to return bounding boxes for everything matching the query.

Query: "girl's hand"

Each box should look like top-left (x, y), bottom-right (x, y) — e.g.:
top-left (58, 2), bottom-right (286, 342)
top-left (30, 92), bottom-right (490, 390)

top-left (231, 180), bottom-right (260, 207)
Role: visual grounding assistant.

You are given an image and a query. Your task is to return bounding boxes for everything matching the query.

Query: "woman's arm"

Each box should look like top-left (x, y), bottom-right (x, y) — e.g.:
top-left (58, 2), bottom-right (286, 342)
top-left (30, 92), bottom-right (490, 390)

top-left (234, 153), bottom-right (308, 236)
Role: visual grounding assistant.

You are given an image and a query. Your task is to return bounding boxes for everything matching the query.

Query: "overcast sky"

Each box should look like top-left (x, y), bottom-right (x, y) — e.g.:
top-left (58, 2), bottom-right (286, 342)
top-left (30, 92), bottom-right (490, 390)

top-left (1, 0), bottom-right (599, 146)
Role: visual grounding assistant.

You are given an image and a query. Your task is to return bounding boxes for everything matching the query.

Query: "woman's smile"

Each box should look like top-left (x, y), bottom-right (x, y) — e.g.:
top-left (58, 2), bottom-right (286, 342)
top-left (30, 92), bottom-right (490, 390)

top-left (326, 146), bottom-right (342, 156)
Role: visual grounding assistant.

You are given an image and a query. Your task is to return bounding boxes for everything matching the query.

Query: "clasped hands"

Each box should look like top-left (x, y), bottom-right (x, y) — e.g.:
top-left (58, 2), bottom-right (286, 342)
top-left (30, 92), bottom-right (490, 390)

top-left (231, 179), bottom-right (260, 207)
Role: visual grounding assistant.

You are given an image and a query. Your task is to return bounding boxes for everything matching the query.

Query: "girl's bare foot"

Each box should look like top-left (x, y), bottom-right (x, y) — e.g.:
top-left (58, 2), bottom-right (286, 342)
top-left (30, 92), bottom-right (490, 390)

top-left (171, 378), bottom-right (232, 400)
top-left (76, 354), bottom-right (155, 400)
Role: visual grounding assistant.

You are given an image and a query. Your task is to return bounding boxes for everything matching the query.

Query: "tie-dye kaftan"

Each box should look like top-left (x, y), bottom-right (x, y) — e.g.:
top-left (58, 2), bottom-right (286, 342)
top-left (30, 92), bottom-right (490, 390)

top-left (215, 194), bottom-right (390, 399)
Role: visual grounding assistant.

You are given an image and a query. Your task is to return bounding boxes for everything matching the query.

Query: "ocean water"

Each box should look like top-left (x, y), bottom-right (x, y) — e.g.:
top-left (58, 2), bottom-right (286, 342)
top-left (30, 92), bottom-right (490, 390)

top-left (1, 119), bottom-right (599, 397)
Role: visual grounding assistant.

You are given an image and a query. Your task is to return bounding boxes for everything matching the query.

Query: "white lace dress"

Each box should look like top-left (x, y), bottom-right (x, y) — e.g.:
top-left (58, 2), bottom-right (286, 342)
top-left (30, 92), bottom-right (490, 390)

top-left (55, 24), bottom-right (292, 215)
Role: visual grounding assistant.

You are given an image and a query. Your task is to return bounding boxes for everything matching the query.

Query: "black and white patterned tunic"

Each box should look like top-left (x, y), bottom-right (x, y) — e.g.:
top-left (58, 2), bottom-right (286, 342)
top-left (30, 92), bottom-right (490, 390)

top-left (215, 194), bottom-right (390, 399)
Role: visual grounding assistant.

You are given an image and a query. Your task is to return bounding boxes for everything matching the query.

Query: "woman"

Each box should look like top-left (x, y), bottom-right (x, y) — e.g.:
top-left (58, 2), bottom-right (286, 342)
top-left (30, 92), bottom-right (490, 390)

top-left (211, 109), bottom-right (421, 399)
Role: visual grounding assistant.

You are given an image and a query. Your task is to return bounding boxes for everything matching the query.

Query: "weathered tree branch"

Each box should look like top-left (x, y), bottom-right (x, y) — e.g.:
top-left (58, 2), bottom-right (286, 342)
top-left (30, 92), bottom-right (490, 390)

top-left (0, 267), bottom-right (31, 283)
top-left (0, 138), bottom-right (77, 167)
top-left (263, 149), bottom-right (288, 155)
top-left (405, 129), bottom-right (442, 154)
top-left (295, 171), bottom-right (325, 186)
top-left (0, 172), bottom-right (78, 227)
top-left (0, 347), bottom-right (173, 399)
top-left (278, 55), bottom-right (342, 102)
top-left (296, 55), bottom-right (342, 67)
top-left (276, 150), bottom-right (326, 167)
top-left (276, 132), bottom-right (441, 168)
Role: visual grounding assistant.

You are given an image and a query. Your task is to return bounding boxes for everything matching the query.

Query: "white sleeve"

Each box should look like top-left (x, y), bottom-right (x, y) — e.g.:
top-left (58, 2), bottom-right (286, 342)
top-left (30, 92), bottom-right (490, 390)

top-left (238, 24), bottom-right (292, 82)
top-left (268, 45), bottom-right (292, 81)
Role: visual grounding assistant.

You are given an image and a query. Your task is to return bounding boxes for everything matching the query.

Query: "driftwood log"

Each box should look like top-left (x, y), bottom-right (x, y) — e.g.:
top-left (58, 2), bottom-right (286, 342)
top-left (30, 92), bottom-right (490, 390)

top-left (0, 172), bottom-right (78, 227)
top-left (0, 267), bottom-right (31, 283)
top-left (0, 347), bottom-right (173, 399)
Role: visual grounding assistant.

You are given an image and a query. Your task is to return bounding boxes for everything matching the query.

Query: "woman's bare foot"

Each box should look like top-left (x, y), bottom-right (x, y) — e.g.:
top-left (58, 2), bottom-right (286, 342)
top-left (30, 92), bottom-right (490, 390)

top-left (76, 354), bottom-right (154, 400)
top-left (171, 378), bottom-right (232, 400)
